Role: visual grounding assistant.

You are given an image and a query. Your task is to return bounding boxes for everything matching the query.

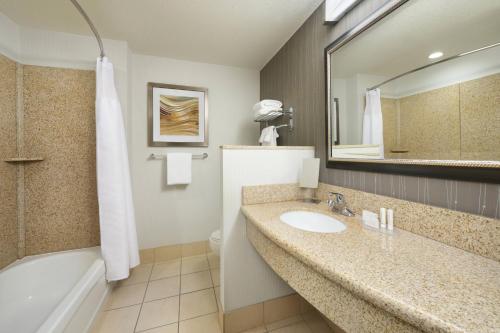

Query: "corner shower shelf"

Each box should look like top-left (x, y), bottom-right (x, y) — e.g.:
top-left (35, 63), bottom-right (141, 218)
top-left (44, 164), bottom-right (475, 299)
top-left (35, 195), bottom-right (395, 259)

top-left (390, 148), bottom-right (409, 153)
top-left (3, 157), bottom-right (45, 163)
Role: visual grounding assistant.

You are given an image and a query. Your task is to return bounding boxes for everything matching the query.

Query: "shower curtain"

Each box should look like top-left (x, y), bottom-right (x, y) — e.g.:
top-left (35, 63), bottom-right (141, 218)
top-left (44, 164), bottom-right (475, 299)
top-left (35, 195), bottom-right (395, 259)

top-left (362, 88), bottom-right (384, 158)
top-left (96, 57), bottom-right (139, 281)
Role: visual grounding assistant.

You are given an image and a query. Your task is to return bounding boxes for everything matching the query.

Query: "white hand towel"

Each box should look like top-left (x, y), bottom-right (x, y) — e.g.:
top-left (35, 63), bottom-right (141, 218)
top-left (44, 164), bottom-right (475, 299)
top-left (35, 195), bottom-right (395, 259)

top-left (166, 153), bottom-right (192, 185)
top-left (259, 126), bottom-right (279, 146)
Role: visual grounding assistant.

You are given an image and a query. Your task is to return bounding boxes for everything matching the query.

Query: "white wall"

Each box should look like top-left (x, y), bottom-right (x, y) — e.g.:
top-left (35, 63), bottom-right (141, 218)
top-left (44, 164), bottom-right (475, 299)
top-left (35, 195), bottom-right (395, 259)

top-left (0, 13), bottom-right (131, 136)
top-left (130, 54), bottom-right (260, 249)
top-left (0, 12), bottom-right (20, 60)
top-left (335, 73), bottom-right (388, 145)
top-left (221, 147), bottom-right (314, 311)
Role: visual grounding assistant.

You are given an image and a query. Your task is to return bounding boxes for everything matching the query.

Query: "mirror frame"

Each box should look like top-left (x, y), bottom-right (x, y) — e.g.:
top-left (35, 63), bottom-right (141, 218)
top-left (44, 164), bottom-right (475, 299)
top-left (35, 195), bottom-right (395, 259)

top-left (324, 0), bottom-right (500, 183)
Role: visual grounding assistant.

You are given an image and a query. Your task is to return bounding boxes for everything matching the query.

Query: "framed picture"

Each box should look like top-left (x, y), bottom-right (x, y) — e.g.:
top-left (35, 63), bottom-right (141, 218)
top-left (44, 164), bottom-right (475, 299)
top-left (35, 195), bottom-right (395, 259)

top-left (147, 82), bottom-right (208, 147)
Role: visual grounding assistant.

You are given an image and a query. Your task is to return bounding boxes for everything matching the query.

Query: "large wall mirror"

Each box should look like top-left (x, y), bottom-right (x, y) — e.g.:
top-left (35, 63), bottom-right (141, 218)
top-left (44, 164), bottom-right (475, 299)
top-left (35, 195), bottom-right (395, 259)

top-left (325, 0), bottom-right (500, 182)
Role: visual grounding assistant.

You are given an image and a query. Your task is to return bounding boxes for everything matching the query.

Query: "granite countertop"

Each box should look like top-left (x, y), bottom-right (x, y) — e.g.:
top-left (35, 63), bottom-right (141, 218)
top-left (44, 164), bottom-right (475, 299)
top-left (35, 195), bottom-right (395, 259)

top-left (241, 201), bottom-right (500, 333)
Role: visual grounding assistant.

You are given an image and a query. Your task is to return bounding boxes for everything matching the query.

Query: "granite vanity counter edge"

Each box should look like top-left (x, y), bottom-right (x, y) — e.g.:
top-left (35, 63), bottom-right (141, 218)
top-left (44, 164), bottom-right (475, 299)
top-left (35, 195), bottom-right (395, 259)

top-left (241, 204), bottom-right (465, 333)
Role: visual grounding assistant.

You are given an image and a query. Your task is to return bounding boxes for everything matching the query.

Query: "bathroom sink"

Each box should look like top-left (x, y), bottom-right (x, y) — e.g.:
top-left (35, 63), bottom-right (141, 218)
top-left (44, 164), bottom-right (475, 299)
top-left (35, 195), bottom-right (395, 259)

top-left (280, 211), bottom-right (346, 233)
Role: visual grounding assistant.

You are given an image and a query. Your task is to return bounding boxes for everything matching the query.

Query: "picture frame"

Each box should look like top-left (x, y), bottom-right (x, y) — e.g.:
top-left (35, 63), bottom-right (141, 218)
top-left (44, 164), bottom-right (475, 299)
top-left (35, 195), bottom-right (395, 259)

top-left (147, 82), bottom-right (209, 147)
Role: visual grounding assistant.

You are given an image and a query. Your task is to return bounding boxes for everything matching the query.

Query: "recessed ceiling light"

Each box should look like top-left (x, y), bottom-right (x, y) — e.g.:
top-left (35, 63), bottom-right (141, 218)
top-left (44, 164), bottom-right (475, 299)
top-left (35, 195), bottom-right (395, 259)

top-left (428, 52), bottom-right (444, 59)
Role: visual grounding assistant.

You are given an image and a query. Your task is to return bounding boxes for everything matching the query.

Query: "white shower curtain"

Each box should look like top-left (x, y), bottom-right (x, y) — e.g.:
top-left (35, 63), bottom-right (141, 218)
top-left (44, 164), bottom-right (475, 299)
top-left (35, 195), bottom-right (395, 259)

top-left (96, 57), bottom-right (139, 281)
top-left (362, 88), bottom-right (384, 158)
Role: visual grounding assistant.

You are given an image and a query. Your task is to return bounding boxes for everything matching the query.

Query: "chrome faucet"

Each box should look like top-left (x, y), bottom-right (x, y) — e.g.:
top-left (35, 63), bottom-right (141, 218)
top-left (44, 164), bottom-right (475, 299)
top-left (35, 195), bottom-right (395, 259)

top-left (327, 192), bottom-right (355, 217)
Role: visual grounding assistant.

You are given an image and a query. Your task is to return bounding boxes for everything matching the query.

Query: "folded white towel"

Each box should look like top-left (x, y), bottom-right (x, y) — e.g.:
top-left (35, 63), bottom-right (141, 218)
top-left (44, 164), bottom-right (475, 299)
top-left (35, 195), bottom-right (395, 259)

top-left (253, 99), bottom-right (282, 112)
top-left (259, 126), bottom-right (279, 146)
top-left (166, 153), bottom-right (192, 185)
top-left (254, 106), bottom-right (283, 121)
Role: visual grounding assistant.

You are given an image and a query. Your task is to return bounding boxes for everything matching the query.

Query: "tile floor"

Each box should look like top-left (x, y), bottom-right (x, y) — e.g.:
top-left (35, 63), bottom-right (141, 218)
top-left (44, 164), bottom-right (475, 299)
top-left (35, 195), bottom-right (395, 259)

top-left (92, 251), bottom-right (334, 333)
top-left (240, 311), bottom-right (334, 333)
top-left (92, 252), bottom-right (222, 333)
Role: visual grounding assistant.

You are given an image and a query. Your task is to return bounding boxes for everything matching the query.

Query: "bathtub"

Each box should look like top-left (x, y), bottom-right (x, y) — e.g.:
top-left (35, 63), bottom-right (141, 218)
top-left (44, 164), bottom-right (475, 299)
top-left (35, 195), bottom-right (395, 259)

top-left (0, 247), bottom-right (110, 333)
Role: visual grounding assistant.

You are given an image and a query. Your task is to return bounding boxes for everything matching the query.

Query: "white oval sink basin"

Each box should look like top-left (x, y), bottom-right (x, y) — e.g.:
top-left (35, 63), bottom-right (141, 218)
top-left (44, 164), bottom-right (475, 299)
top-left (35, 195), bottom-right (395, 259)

top-left (280, 211), bottom-right (346, 233)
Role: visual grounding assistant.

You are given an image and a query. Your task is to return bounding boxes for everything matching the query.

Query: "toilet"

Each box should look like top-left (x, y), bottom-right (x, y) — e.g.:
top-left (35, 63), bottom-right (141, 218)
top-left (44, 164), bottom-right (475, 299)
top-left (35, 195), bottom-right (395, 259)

top-left (209, 230), bottom-right (221, 256)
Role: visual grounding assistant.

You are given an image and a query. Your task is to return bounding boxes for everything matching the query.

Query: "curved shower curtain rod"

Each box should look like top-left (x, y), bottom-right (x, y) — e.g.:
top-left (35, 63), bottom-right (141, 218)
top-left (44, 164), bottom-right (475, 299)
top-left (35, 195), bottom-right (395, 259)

top-left (69, 0), bottom-right (105, 58)
top-left (367, 41), bottom-right (500, 91)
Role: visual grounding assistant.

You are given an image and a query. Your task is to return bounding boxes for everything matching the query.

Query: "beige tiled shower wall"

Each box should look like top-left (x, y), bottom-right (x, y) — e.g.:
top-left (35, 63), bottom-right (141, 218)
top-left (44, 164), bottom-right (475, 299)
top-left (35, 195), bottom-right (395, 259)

top-left (0, 54), bottom-right (19, 269)
top-left (23, 65), bottom-right (99, 255)
top-left (380, 97), bottom-right (397, 157)
top-left (382, 73), bottom-right (500, 160)
top-left (0, 53), bottom-right (99, 269)
top-left (460, 73), bottom-right (500, 161)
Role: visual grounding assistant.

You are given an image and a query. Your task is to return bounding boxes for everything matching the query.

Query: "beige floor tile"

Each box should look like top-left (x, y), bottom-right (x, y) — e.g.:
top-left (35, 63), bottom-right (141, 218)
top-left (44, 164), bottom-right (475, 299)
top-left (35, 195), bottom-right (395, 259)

top-left (91, 305), bottom-right (140, 333)
top-left (266, 316), bottom-right (303, 331)
top-left (181, 255), bottom-right (209, 274)
top-left (106, 283), bottom-right (147, 310)
top-left (136, 296), bottom-right (179, 332)
top-left (224, 302), bottom-right (264, 333)
top-left (302, 312), bottom-right (334, 333)
top-left (179, 288), bottom-right (218, 321)
top-left (139, 249), bottom-right (155, 264)
top-left (150, 260), bottom-right (181, 280)
top-left (210, 268), bottom-right (220, 287)
top-left (179, 313), bottom-right (221, 333)
top-left (145, 276), bottom-right (180, 302)
top-left (155, 244), bottom-right (182, 262)
top-left (207, 252), bottom-right (220, 269)
top-left (118, 264), bottom-right (153, 286)
top-left (241, 326), bottom-right (267, 333)
top-left (270, 322), bottom-right (311, 333)
top-left (181, 241), bottom-right (207, 257)
top-left (264, 294), bottom-right (301, 324)
top-left (181, 270), bottom-right (213, 294)
top-left (138, 323), bottom-right (178, 333)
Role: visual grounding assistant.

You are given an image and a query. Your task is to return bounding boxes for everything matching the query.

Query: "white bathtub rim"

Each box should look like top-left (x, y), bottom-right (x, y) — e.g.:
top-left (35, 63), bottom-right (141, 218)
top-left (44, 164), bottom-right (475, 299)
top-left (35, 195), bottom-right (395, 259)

top-left (37, 259), bottom-right (105, 333)
top-left (0, 246), bottom-right (101, 273)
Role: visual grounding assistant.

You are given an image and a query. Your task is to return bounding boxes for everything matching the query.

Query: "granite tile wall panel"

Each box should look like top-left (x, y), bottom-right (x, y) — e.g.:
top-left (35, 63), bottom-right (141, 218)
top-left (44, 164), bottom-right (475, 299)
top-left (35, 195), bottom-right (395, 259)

top-left (381, 97), bottom-right (397, 158)
top-left (460, 72), bottom-right (500, 161)
top-left (0, 53), bottom-right (19, 269)
top-left (260, 1), bottom-right (500, 219)
top-left (23, 65), bottom-right (99, 255)
top-left (399, 85), bottom-right (461, 160)
top-left (315, 183), bottom-right (500, 261)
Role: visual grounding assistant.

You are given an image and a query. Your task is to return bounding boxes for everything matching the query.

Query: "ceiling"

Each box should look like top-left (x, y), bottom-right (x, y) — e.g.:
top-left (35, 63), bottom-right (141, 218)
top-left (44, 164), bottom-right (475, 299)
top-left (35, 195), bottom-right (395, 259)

top-left (330, 0), bottom-right (500, 78)
top-left (0, 0), bottom-right (323, 69)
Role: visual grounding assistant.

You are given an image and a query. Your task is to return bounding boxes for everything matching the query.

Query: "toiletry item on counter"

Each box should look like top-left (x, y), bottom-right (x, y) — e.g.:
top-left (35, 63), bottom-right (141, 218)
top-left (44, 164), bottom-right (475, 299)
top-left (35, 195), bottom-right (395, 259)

top-left (362, 210), bottom-right (379, 229)
top-left (259, 126), bottom-right (279, 146)
top-left (299, 158), bottom-right (321, 203)
top-left (380, 208), bottom-right (387, 229)
top-left (387, 209), bottom-right (394, 231)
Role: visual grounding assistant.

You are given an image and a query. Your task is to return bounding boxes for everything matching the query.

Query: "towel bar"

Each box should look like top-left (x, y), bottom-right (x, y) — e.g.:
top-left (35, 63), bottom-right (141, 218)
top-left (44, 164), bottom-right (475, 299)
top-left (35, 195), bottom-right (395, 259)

top-left (149, 153), bottom-right (208, 160)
